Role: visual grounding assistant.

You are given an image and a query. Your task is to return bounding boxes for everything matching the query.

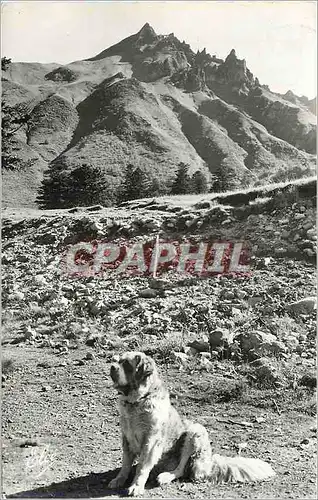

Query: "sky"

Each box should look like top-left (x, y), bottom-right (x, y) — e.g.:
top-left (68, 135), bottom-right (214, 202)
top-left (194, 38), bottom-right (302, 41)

top-left (1, 1), bottom-right (317, 98)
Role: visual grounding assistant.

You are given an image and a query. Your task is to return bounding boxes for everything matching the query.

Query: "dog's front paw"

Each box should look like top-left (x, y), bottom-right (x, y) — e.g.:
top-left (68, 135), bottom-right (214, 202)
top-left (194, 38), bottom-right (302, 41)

top-left (108, 475), bottom-right (127, 489)
top-left (127, 483), bottom-right (145, 497)
top-left (157, 472), bottom-right (175, 485)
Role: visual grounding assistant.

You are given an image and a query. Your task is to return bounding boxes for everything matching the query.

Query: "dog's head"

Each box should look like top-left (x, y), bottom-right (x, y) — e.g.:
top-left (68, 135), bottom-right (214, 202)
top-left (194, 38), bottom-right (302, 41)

top-left (110, 351), bottom-right (157, 400)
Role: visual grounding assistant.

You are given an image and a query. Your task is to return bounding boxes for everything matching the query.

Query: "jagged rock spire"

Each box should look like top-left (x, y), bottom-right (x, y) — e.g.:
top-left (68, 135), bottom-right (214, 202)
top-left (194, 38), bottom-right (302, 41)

top-left (138, 22), bottom-right (157, 37)
top-left (225, 48), bottom-right (237, 62)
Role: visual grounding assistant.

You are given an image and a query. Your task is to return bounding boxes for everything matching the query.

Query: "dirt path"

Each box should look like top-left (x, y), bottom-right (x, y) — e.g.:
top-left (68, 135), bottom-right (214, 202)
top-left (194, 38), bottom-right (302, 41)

top-left (2, 345), bottom-right (316, 499)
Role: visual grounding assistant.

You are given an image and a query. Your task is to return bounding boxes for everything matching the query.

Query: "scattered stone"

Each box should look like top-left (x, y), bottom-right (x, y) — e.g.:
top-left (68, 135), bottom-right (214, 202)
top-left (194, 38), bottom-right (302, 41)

top-left (299, 373), bottom-right (316, 388)
top-left (209, 329), bottom-right (232, 350)
top-left (199, 356), bottom-right (213, 370)
top-left (60, 296), bottom-right (69, 306)
top-left (237, 331), bottom-right (286, 359)
top-left (247, 296), bottom-right (262, 307)
top-left (148, 278), bottom-right (170, 290)
top-left (41, 385), bottom-right (52, 392)
top-left (303, 222), bottom-right (313, 231)
top-left (306, 228), bottom-right (316, 237)
top-left (85, 332), bottom-right (103, 346)
top-left (187, 339), bottom-right (210, 353)
top-left (23, 326), bottom-right (37, 341)
top-left (13, 291), bottom-right (25, 301)
top-left (281, 230), bottom-right (290, 239)
top-left (194, 201), bottom-right (211, 210)
top-left (287, 297), bottom-right (317, 315)
top-left (172, 351), bottom-right (188, 367)
top-left (139, 288), bottom-right (157, 299)
top-left (298, 334), bottom-right (307, 343)
top-left (75, 359), bottom-right (86, 366)
top-left (300, 438), bottom-right (310, 445)
top-left (37, 361), bottom-right (53, 369)
top-left (34, 275), bottom-right (47, 285)
top-left (304, 248), bottom-right (315, 257)
top-left (16, 254), bottom-right (28, 262)
top-left (18, 439), bottom-right (40, 448)
top-left (200, 352), bottom-right (212, 360)
top-left (90, 301), bottom-right (107, 316)
top-left (274, 247), bottom-right (287, 255)
top-left (84, 352), bottom-right (95, 361)
top-left (255, 416), bottom-right (266, 424)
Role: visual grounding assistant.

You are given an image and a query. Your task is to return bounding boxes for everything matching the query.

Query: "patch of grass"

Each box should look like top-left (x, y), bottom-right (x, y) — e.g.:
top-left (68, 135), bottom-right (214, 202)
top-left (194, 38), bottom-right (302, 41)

top-left (215, 380), bottom-right (247, 402)
top-left (242, 386), bottom-right (317, 416)
top-left (155, 330), bottom-right (187, 362)
top-left (267, 314), bottom-right (307, 342)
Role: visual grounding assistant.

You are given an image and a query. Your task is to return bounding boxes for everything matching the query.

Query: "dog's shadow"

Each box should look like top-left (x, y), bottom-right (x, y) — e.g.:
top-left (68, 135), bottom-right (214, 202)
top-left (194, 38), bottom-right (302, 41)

top-left (7, 468), bottom-right (146, 498)
top-left (8, 443), bottom-right (188, 498)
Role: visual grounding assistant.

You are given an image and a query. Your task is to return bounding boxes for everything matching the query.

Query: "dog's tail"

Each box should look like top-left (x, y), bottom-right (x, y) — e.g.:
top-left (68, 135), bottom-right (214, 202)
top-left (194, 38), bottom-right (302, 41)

top-left (209, 454), bottom-right (276, 484)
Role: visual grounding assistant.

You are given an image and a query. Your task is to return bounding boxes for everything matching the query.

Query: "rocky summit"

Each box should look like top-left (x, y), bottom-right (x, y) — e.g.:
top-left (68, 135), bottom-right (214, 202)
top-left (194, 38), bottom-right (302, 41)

top-left (2, 23), bottom-right (316, 208)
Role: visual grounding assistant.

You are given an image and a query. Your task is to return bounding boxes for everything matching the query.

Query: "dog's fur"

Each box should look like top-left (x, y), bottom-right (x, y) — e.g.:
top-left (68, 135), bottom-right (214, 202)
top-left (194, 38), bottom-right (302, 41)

top-left (108, 351), bottom-right (275, 497)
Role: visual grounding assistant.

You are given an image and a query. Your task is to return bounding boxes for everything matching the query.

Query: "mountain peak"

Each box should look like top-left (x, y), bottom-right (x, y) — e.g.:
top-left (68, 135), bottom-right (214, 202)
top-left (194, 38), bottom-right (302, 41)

top-left (138, 22), bottom-right (157, 38)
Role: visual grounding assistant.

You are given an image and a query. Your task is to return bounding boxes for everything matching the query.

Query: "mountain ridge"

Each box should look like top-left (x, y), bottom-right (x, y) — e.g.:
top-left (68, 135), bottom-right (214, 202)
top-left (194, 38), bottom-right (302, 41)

top-left (2, 23), bottom-right (316, 208)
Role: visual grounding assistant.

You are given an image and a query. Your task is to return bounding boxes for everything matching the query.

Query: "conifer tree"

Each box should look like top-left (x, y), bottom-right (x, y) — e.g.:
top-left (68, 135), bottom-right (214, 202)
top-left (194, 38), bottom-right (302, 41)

top-left (117, 164), bottom-right (147, 203)
top-left (191, 170), bottom-right (208, 194)
top-left (171, 162), bottom-right (191, 195)
top-left (38, 163), bottom-right (112, 208)
top-left (211, 165), bottom-right (238, 193)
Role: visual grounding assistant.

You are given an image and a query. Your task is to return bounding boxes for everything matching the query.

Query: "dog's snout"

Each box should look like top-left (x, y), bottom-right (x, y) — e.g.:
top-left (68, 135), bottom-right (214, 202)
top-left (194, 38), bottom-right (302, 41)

top-left (110, 364), bottom-right (118, 382)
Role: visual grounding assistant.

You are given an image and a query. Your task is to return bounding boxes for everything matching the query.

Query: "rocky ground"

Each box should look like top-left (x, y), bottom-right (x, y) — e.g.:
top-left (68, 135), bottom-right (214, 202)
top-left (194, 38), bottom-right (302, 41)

top-left (2, 183), bottom-right (317, 498)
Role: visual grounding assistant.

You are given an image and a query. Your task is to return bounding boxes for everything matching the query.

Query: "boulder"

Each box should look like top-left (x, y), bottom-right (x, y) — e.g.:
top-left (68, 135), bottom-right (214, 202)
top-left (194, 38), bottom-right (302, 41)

top-left (209, 328), bottom-right (232, 350)
top-left (237, 330), bottom-right (286, 359)
top-left (287, 297), bottom-right (317, 315)
top-left (187, 339), bottom-right (210, 353)
top-left (299, 373), bottom-right (317, 388)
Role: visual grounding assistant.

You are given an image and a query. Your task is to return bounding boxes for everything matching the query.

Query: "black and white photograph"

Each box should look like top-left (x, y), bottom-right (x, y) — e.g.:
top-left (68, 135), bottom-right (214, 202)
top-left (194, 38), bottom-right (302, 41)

top-left (1, 1), bottom-right (317, 498)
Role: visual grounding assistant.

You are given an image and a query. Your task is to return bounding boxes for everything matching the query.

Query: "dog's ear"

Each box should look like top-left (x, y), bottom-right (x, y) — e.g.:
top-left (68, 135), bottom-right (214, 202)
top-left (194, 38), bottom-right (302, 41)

top-left (135, 355), bottom-right (154, 382)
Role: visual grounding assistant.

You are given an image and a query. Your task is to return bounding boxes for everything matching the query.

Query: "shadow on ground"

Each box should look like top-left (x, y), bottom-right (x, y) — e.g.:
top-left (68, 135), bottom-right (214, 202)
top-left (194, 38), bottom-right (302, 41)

top-left (7, 468), bottom-right (138, 498)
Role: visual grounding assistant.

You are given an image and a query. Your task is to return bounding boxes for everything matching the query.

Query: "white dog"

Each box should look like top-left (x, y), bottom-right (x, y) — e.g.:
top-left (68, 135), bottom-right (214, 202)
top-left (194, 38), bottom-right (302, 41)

top-left (108, 351), bottom-right (275, 497)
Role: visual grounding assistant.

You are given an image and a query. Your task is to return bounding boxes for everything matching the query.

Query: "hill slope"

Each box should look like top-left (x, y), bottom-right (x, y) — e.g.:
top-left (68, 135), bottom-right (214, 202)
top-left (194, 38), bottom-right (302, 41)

top-left (2, 23), bottom-right (316, 208)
